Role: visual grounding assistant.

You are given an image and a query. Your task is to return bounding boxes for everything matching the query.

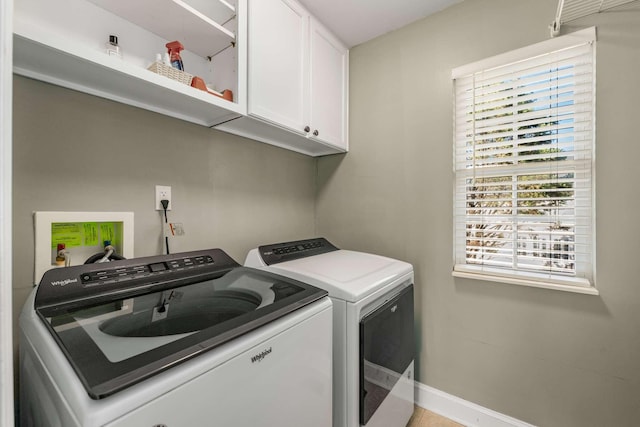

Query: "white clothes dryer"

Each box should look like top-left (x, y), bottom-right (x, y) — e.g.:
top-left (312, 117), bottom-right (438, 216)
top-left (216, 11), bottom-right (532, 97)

top-left (245, 238), bottom-right (415, 427)
top-left (20, 248), bottom-right (332, 427)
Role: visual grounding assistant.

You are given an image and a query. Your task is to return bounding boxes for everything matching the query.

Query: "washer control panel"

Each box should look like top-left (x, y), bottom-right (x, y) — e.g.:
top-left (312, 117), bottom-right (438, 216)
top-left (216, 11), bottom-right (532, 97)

top-left (258, 237), bottom-right (338, 265)
top-left (35, 249), bottom-right (238, 313)
top-left (80, 255), bottom-right (214, 286)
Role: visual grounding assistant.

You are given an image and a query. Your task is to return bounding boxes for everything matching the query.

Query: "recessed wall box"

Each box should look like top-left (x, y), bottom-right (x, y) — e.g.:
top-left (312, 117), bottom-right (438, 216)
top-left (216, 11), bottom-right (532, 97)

top-left (34, 212), bottom-right (134, 285)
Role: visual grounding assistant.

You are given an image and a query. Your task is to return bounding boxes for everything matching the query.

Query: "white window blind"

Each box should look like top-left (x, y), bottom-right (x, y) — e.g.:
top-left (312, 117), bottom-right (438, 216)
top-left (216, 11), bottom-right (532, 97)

top-left (452, 28), bottom-right (596, 292)
top-left (555, 0), bottom-right (636, 26)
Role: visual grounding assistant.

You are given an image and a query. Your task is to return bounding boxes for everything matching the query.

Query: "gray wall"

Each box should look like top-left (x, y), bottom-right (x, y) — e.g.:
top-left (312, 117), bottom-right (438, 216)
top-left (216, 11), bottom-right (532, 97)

top-left (317, 0), bottom-right (640, 426)
top-left (12, 1), bottom-right (640, 425)
top-left (12, 75), bottom-right (317, 346)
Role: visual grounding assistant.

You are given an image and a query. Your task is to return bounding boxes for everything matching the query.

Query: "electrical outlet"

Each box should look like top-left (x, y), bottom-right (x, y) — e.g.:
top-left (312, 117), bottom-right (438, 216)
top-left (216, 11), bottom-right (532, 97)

top-left (155, 185), bottom-right (172, 211)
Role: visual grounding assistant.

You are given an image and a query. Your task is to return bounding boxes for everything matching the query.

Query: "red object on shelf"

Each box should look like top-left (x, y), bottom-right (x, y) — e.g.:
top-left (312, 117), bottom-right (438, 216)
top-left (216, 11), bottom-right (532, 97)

top-left (165, 40), bottom-right (185, 70)
top-left (190, 76), bottom-right (233, 101)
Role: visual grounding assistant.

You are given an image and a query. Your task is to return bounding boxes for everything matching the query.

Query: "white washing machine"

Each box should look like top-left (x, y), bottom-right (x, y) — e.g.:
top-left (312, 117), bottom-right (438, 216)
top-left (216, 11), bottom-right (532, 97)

top-left (245, 238), bottom-right (415, 427)
top-left (20, 248), bottom-right (332, 427)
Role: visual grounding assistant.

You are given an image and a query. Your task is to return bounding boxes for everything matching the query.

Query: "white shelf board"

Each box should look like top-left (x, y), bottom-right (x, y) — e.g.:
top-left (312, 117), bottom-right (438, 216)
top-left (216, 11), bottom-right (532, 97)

top-left (181, 0), bottom-right (236, 23)
top-left (215, 115), bottom-right (346, 157)
top-left (13, 28), bottom-right (243, 127)
top-left (86, 0), bottom-right (236, 58)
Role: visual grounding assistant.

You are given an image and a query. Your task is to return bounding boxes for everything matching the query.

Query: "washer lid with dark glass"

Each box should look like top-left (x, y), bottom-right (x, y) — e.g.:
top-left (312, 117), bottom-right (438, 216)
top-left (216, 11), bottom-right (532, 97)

top-left (34, 249), bottom-right (327, 400)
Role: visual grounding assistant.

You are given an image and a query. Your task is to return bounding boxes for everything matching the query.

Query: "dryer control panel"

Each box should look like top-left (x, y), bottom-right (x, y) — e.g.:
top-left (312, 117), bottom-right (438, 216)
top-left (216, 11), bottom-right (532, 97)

top-left (258, 237), bottom-right (339, 265)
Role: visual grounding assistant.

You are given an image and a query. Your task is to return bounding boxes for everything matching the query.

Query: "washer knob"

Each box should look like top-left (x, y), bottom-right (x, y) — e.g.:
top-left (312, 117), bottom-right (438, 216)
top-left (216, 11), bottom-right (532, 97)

top-left (313, 129), bottom-right (319, 136)
top-left (304, 126), bottom-right (310, 132)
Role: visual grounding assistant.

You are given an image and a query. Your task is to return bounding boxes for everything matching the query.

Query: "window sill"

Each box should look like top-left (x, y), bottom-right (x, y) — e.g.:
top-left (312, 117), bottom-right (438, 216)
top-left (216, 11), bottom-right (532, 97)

top-left (452, 265), bottom-right (599, 295)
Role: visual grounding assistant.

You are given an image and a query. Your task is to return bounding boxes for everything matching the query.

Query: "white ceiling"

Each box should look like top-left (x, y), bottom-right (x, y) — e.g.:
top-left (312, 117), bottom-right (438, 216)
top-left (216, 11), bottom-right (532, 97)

top-left (297, 0), bottom-right (464, 48)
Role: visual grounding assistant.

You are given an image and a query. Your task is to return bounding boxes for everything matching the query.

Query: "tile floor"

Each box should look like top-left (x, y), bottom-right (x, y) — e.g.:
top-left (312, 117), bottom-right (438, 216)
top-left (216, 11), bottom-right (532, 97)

top-left (407, 406), bottom-right (465, 427)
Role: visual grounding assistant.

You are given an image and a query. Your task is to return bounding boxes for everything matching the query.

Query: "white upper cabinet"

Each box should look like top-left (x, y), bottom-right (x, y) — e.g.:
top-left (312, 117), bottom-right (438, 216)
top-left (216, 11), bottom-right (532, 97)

top-left (12, 0), bottom-right (348, 157)
top-left (13, 0), bottom-right (247, 127)
top-left (216, 0), bottom-right (349, 156)
top-left (247, 0), bottom-right (308, 132)
top-left (308, 19), bottom-right (348, 150)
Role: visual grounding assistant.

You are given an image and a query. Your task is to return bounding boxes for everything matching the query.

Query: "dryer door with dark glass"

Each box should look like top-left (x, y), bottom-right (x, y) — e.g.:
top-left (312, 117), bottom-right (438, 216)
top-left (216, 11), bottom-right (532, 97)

top-left (359, 285), bottom-right (414, 425)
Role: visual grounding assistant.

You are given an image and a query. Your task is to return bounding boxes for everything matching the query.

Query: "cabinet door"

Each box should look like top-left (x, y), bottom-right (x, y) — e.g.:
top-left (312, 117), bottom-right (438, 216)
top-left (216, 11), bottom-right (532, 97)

top-left (309, 19), bottom-right (348, 150)
top-left (248, 0), bottom-right (308, 134)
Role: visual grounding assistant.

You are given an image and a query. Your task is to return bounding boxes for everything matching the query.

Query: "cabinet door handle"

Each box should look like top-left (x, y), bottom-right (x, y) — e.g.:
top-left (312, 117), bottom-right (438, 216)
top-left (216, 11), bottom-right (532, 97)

top-left (313, 130), bottom-right (319, 136)
top-left (304, 126), bottom-right (310, 133)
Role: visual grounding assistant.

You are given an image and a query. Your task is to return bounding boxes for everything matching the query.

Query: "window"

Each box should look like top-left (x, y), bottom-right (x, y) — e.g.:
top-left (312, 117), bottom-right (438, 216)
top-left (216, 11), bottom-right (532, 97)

top-left (452, 28), bottom-right (596, 293)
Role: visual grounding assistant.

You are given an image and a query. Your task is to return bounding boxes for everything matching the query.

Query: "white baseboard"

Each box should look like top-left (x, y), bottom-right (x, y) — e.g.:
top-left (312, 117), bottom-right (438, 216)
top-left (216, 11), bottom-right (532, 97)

top-left (414, 382), bottom-right (536, 427)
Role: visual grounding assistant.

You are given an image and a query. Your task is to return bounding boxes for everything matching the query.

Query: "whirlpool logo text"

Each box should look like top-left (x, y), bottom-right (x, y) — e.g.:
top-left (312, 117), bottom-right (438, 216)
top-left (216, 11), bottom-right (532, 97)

top-left (51, 278), bottom-right (77, 287)
top-left (250, 347), bottom-right (272, 363)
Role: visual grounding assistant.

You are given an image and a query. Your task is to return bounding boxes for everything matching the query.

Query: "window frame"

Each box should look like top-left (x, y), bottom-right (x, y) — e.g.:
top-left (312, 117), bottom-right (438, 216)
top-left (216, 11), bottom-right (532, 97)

top-left (451, 27), bottom-right (597, 295)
